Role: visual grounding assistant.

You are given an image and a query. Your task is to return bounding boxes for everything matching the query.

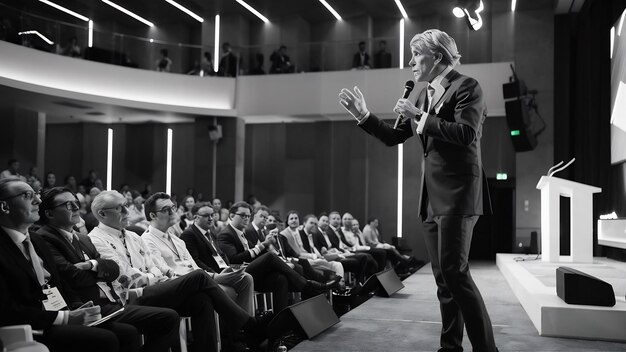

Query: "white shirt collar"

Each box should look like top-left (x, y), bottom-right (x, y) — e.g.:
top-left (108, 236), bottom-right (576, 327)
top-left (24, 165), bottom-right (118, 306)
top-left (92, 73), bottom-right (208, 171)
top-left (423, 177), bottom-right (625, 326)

top-left (51, 226), bottom-right (75, 243)
top-left (97, 222), bottom-right (124, 238)
top-left (148, 225), bottom-right (169, 239)
top-left (430, 65), bottom-right (453, 88)
top-left (229, 223), bottom-right (244, 236)
top-left (252, 222), bottom-right (260, 232)
top-left (194, 223), bottom-right (207, 235)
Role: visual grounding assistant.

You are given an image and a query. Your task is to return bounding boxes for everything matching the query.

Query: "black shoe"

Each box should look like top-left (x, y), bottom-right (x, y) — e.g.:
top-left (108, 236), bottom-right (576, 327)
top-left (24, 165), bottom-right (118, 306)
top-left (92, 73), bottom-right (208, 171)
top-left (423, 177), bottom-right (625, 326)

top-left (244, 312), bottom-right (274, 350)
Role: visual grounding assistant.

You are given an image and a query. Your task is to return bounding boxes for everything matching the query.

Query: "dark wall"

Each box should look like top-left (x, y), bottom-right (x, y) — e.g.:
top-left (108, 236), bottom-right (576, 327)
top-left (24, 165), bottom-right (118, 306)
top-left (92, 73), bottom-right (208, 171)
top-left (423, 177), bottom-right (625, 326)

top-left (44, 118), bottom-right (239, 202)
top-left (555, 0), bottom-right (626, 259)
top-left (0, 106), bottom-right (40, 174)
top-left (244, 116), bottom-right (515, 261)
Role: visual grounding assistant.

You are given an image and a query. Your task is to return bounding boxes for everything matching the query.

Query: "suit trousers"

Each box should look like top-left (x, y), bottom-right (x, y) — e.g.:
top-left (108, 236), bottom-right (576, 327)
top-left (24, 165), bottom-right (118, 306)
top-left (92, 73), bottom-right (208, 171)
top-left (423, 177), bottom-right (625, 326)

top-left (214, 271), bottom-right (255, 315)
top-left (245, 253), bottom-right (308, 312)
top-left (422, 212), bottom-right (497, 352)
top-left (37, 324), bottom-right (129, 352)
top-left (109, 304), bottom-right (180, 352)
top-left (136, 270), bottom-right (250, 352)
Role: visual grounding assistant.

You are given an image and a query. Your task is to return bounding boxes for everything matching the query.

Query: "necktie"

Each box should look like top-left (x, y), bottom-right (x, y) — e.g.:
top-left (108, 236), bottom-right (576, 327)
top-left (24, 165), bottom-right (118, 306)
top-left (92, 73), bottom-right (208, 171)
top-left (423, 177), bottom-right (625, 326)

top-left (425, 84), bottom-right (435, 113)
top-left (23, 235), bottom-right (48, 286)
top-left (240, 233), bottom-right (250, 251)
top-left (71, 232), bottom-right (85, 260)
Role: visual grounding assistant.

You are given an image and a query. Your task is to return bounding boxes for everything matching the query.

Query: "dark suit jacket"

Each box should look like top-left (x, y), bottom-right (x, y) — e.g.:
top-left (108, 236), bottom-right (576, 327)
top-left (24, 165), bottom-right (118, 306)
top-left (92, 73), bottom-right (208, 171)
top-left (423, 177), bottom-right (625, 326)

top-left (244, 224), bottom-right (263, 247)
top-left (326, 226), bottom-right (346, 249)
top-left (297, 229), bottom-right (316, 255)
top-left (37, 225), bottom-right (119, 303)
top-left (352, 51), bottom-right (370, 68)
top-left (312, 230), bottom-right (335, 253)
top-left (360, 69), bottom-right (492, 217)
top-left (217, 224), bottom-right (255, 264)
top-left (0, 228), bottom-right (80, 329)
top-left (180, 224), bottom-right (228, 273)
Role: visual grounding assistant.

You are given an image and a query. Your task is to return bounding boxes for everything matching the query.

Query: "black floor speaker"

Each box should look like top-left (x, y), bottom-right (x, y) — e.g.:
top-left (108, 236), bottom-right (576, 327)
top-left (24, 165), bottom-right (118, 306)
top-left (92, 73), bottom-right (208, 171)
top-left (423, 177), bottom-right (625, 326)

top-left (362, 268), bottom-right (405, 297)
top-left (556, 267), bottom-right (615, 307)
top-left (267, 294), bottom-right (339, 340)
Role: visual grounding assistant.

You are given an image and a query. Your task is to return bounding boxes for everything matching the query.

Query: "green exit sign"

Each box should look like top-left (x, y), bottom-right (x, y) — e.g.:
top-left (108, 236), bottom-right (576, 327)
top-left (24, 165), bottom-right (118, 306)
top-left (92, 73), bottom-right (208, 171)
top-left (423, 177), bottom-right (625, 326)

top-left (510, 130), bottom-right (520, 136)
top-left (496, 173), bottom-right (508, 180)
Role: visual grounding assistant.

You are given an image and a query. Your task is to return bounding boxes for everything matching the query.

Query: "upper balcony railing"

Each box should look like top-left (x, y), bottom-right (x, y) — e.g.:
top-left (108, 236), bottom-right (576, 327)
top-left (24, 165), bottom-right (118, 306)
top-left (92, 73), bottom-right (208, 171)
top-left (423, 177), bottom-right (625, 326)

top-left (1, 2), bottom-right (491, 78)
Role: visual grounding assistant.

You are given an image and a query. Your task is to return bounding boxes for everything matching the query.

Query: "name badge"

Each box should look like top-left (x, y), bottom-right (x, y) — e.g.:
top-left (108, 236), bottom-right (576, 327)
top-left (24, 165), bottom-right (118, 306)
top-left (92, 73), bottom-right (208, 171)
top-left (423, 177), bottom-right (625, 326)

top-left (42, 287), bottom-right (68, 311)
top-left (213, 255), bottom-right (229, 269)
top-left (96, 282), bottom-right (117, 303)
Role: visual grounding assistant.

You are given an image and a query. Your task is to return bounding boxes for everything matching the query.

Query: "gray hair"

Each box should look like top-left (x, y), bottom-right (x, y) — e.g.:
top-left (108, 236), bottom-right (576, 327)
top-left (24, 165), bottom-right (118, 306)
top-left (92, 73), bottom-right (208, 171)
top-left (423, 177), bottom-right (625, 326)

top-left (410, 29), bottom-right (461, 67)
top-left (91, 190), bottom-right (125, 221)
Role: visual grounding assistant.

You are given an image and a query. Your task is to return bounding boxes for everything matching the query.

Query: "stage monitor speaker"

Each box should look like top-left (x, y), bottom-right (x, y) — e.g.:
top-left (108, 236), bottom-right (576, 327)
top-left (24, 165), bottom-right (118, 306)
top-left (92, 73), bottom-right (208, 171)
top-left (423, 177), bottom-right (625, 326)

top-left (505, 100), bottom-right (537, 152)
top-left (529, 231), bottom-right (539, 254)
top-left (361, 268), bottom-right (405, 297)
top-left (268, 294), bottom-right (339, 339)
top-left (556, 267), bottom-right (615, 307)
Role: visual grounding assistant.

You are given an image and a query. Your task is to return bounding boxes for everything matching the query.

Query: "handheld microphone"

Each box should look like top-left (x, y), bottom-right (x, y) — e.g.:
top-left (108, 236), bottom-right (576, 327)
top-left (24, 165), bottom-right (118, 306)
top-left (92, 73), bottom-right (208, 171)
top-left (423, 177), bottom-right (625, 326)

top-left (393, 80), bottom-right (415, 129)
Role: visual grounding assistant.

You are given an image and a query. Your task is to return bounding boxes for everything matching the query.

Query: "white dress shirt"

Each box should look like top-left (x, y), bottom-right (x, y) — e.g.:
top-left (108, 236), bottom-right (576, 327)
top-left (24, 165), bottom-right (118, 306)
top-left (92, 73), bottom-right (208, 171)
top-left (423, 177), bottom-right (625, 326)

top-left (231, 224), bottom-right (265, 259)
top-left (416, 65), bottom-right (453, 134)
top-left (89, 223), bottom-right (166, 295)
top-left (143, 225), bottom-right (200, 276)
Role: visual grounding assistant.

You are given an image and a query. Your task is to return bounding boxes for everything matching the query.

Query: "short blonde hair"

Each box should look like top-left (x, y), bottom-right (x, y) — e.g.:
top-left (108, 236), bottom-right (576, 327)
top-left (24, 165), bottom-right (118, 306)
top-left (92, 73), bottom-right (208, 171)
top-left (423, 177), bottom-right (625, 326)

top-left (410, 29), bottom-right (461, 67)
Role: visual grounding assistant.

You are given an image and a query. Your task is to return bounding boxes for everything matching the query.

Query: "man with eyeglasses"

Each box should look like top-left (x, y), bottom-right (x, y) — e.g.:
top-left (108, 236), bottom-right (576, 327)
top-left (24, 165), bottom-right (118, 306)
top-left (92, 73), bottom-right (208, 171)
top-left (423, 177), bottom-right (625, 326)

top-left (179, 202), bottom-right (254, 314)
top-left (218, 201), bottom-right (336, 313)
top-left (88, 191), bottom-right (268, 352)
top-left (37, 187), bottom-right (180, 352)
top-left (144, 194), bottom-right (255, 312)
top-left (0, 178), bottom-right (136, 352)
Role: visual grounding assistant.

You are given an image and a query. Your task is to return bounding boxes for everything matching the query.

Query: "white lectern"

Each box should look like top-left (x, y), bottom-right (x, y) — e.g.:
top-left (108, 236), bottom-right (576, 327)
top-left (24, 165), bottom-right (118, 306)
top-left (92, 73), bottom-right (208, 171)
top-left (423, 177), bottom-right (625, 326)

top-left (536, 176), bottom-right (601, 263)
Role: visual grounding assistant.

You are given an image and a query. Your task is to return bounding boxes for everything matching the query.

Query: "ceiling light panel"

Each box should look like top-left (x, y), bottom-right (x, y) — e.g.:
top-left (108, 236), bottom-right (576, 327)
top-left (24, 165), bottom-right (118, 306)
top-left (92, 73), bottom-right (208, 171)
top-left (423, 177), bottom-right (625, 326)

top-left (101, 0), bottom-right (155, 27)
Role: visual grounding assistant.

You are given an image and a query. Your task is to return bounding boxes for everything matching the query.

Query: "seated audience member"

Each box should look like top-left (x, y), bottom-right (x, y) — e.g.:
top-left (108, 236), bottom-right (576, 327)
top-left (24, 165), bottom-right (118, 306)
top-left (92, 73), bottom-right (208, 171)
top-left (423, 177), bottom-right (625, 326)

top-left (64, 175), bottom-right (77, 193)
top-left (269, 45), bottom-right (294, 74)
top-left (353, 218), bottom-right (414, 274)
top-left (0, 178), bottom-right (138, 352)
top-left (80, 170), bottom-right (99, 191)
top-left (155, 49), bottom-right (172, 72)
top-left (340, 212), bottom-right (388, 271)
top-left (352, 41), bottom-right (371, 70)
top-left (314, 213), bottom-right (376, 283)
top-left (217, 201), bottom-right (334, 312)
top-left (363, 217), bottom-right (420, 270)
top-left (143, 195), bottom-right (254, 315)
top-left (246, 207), bottom-right (325, 282)
top-left (127, 196), bottom-right (148, 230)
top-left (43, 172), bottom-right (56, 190)
top-left (88, 191), bottom-right (267, 352)
top-left (373, 39), bottom-right (392, 68)
top-left (0, 159), bottom-right (26, 181)
top-left (324, 211), bottom-right (381, 272)
top-left (279, 211), bottom-right (344, 280)
top-left (36, 187), bottom-right (180, 352)
top-left (179, 195), bottom-right (195, 229)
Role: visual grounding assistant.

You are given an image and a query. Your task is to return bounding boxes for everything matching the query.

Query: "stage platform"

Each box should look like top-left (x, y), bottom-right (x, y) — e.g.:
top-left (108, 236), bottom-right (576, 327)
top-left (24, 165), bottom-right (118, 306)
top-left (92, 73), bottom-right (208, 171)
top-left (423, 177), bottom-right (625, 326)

top-left (496, 253), bottom-right (626, 342)
top-left (293, 261), bottom-right (626, 351)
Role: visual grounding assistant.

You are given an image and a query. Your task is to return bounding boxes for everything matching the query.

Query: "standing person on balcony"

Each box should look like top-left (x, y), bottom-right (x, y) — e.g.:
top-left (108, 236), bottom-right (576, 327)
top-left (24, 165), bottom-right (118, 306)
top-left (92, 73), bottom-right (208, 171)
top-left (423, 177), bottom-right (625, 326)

top-left (269, 45), bottom-right (294, 74)
top-left (156, 49), bottom-right (172, 73)
top-left (352, 41), bottom-right (371, 70)
top-left (218, 43), bottom-right (238, 77)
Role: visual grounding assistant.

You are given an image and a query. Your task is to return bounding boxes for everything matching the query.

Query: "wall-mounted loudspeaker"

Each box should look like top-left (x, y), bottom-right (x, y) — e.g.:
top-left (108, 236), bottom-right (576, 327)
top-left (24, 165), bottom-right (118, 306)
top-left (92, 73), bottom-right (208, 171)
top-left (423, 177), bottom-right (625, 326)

top-left (556, 267), bottom-right (615, 307)
top-left (505, 100), bottom-right (537, 152)
top-left (208, 124), bottom-right (222, 141)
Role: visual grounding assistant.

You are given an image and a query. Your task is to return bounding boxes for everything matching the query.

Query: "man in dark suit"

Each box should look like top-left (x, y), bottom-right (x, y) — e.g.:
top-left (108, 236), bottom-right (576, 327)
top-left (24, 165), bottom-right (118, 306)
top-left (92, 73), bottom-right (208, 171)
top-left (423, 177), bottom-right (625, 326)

top-left (0, 178), bottom-right (138, 352)
top-left (339, 29), bottom-right (497, 352)
top-left (314, 213), bottom-right (375, 283)
top-left (217, 201), bottom-right (333, 312)
top-left (246, 206), bottom-right (326, 282)
top-left (352, 41), bottom-right (370, 70)
top-left (374, 40), bottom-right (392, 68)
top-left (36, 187), bottom-right (180, 352)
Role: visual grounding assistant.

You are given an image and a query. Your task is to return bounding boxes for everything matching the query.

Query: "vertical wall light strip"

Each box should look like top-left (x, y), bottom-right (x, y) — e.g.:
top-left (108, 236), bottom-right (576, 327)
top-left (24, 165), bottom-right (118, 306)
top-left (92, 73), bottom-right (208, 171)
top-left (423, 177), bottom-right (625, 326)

top-left (214, 15), bottom-right (220, 73)
top-left (166, 128), bottom-right (173, 195)
top-left (399, 19), bottom-right (405, 69)
top-left (511, 0), bottom-right (516, 12)
top-left (397, 144), bottom-right (403, 238)
top-left (88, 20), bottom-right (93, 48)
top-left (106, 128), bottom-right (113, 191)
top-left (611, 26), bottom-right (615, 59)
